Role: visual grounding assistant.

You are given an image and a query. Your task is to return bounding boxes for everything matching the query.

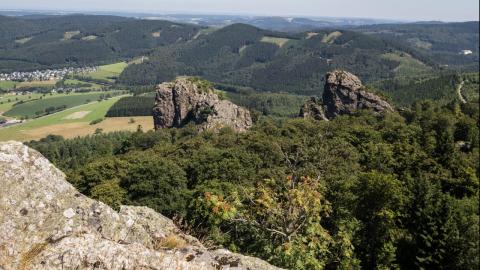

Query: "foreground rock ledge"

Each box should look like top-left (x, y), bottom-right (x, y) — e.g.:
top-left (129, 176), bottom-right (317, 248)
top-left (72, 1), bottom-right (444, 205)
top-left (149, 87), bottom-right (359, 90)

top-left (0, 141), bottom-right (281, 270)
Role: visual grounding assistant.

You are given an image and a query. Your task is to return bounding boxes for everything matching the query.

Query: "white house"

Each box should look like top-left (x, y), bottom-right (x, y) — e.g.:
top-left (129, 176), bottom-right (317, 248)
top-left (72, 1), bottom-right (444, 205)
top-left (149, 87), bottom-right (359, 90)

top-left (460, 50), bottom-right (473, 55)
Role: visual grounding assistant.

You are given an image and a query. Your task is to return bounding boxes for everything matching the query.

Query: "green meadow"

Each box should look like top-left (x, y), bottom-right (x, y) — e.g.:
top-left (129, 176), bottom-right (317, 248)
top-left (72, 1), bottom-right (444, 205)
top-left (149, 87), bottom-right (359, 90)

top-left (3, 91), bottom-right (120, 118)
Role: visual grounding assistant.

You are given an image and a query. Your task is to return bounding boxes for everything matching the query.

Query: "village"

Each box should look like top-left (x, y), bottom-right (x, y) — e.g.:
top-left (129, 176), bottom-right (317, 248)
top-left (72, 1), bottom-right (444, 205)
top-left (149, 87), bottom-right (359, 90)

top-left (0, 66), bottom-right (97, 82)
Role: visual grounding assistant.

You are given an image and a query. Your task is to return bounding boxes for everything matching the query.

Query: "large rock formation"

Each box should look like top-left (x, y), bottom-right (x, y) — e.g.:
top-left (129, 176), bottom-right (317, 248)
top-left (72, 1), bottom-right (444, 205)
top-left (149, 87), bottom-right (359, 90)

top-left (300, 70), bottom-right (394, 120)
top-left (153, 77), bottom-right (252, 132)
top-left (0, 141), bottom-right (281, 270)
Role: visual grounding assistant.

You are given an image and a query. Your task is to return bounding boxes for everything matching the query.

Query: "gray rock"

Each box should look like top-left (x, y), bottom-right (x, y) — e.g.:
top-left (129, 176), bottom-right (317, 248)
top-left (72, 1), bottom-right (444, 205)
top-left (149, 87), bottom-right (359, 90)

top-left (153, 77), bottom-right (252, 132)
top-left (300, 70), bottom-right (394, 120)
top-left (299, 97), bottom-right (328, 121)
top-left (0, 141), bottom-right (282, 270)
top-left (323, 70), bottom-right (394, 119)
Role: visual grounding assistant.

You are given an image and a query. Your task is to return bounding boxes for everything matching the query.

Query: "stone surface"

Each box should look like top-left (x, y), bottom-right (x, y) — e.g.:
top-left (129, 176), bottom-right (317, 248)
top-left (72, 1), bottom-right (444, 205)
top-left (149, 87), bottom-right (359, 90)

top-left (300, 70), bottom-right (394, 120)
top-left (322, 70), bottom-right (394, 119)
top-left (153, 77), bottom-right (252, 132)
top-left (0, 141), bottom-right (282, 270)
top-left (298, 97), bottom-right (328, 121)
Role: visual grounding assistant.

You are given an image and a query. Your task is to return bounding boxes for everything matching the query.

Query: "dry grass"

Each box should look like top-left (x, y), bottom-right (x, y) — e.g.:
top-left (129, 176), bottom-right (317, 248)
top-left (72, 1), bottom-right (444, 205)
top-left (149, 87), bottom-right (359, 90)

top-left (23, 116), bottom-right (153, 140)
top-left (81, 35), bottom-right (98, 41)
top-left (63, 31), bottom-right (80, 40)
top-left (153, 235), bottom-right (187, 250)
top-left (261, 36), bottom-right (291, 47)
top-left (17, 80), bottom-right (58, 88)
top-left (15, 37), bottom-right (33, 44)
top-left (62, 111), bottom-right (91, 120)
top-left (18, 242), bottom-right (48, 270)
top-left (321, 31), bottom-right (342, 44)
top-left (128, 56), bottom-right (149, 65)
top-left (306, 32), bottom-right (319, 39)
top-left (239, 45), bottom-right (249, 53)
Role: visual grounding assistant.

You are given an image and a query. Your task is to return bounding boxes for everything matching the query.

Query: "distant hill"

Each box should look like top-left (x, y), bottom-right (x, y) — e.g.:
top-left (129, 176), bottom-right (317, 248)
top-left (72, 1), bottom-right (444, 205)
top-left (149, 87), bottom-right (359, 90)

top-left (119, 23), bottom-right (439, 95)
top-left (0, 14), bottom-right (477, 97)
top-left (352, 21), bottom-right (479, 69)
top-left (0, 15), bottom-right (202, 72)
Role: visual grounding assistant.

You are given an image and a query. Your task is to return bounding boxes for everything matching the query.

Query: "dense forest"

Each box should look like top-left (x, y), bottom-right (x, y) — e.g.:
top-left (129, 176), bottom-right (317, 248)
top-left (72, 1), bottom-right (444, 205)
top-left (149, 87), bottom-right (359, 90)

top-left (0, 15), bottom-right (202, 72)
top-left (354, 22), bottom-right (479, 70)
top-left (106, 96), bottom-right (154, 117)
top-left (118, 22), bottom-right (479, 95)
top-left (28, 97), bottom-right (479, 270)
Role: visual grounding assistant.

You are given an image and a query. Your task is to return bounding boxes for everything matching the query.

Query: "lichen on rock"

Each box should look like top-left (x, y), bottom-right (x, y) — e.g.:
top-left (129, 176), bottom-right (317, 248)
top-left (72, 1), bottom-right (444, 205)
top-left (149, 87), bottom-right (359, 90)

top-left (0, 141), bottom-right (282, 270)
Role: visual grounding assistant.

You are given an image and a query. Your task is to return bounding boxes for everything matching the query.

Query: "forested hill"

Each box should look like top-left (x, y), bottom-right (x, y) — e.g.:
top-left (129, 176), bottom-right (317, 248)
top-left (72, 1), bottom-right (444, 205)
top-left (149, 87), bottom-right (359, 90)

top-left (0, 15), bottom-right (203, 72)
top-left (1, 15), bottom-right (477, 96)
top-left (353, 21), bottom-right (479, 69)
top-left (119, 23), bottom-right (439, 95)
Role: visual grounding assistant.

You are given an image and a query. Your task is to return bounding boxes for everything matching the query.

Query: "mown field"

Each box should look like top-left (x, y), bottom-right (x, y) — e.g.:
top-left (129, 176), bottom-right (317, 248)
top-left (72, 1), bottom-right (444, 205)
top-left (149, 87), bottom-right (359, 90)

top-left (3, 91), bottom-right (120, 118)
top-left (0, 79), bottom-right (58, 90)
top-left (83, 62), bottom-right (128, 82)
top-left (0, 93), bottom-right (45, 113)
top-left (0, 95), bottom-right (153, 141)
top-left (63, 79), bottom-right (103, 90)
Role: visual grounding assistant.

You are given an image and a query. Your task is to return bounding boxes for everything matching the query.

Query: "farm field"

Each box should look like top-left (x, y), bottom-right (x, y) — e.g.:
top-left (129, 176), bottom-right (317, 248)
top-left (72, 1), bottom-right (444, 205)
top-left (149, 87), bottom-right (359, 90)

top-left (0, 95), bottom-right (153, 141)
top-left (0, 79), bottom-right (58, 90)
top-left (63, 79), bottom-right (103, 90)
top-left (3, 91), bottom-right (121, 118)
top-left (0, 93), bottom-right (45, 114)
top-left (83, 62), bottom-right (128, 82)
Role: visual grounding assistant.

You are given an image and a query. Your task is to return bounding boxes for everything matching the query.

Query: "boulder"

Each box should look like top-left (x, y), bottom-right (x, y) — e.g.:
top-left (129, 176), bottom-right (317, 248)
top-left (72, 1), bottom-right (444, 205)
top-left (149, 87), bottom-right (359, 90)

top-left (153, 77), bottom-right (252, 132)
top-left (0, 141), bottom-right (282, 270)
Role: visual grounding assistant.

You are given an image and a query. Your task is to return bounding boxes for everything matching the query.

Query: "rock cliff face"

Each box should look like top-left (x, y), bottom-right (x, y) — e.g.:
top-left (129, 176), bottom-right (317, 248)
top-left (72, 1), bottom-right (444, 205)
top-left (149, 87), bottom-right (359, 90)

top-left (299, 97), bottom-right (328, 121)
top-left (300, 70), bottom-right (394, 120)
top-left (153, 77), bottom-right (253, 132)
top-left (0, 141), bottom-right (281, 270)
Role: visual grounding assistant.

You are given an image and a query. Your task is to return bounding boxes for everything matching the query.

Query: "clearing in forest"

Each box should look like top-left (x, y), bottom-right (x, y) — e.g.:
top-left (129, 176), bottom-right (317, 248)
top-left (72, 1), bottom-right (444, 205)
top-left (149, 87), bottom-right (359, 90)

top-left (261, 36), bottom-right (291, 47)
top-left (321, 31), bottom-right (342, 44)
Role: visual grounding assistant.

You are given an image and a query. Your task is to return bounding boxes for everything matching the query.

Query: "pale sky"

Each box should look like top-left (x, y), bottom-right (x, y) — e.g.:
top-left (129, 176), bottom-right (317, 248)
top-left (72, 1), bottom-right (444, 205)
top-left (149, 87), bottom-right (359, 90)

top-left (1, 0), bottom-right (479, 21)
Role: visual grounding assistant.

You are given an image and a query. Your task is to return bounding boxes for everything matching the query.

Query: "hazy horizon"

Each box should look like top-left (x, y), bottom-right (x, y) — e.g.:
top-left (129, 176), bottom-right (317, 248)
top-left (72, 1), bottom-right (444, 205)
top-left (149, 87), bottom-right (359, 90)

top-left (1, 0), bottom-right (479, 22)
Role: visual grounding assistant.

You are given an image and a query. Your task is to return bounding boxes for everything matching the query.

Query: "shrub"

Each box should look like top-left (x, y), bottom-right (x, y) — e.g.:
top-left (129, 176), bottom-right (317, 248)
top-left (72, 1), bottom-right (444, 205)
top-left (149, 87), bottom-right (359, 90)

top-left (90, 118), bottom-right (104, 125)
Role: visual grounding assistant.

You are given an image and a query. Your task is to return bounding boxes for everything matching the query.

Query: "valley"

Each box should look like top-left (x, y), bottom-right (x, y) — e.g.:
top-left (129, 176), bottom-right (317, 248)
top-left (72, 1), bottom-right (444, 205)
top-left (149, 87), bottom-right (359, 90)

top-left (0, 9), bottom-right (478, 270)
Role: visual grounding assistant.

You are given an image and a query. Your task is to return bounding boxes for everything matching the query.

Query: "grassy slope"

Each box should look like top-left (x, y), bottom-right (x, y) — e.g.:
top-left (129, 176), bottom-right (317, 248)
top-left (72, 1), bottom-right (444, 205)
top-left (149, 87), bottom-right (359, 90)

top-left (381, 52), bottom-right (432, 78)
top-left (0, 80), bottom-right (57, 90)
top-left (0, 93), bottom-right (44, 113)
top-left (0, 95), bottom-right (154, 141)
top-left (85, 62), bottom-right (128, 82)
top-left (0, 81), bottom-right (17, 90)
top-left (64, 79), bottom-right (103, 89)
top-left (3, 92), bottom-right (118, 118)
top-left (260, 36), bottom-right (292, 47)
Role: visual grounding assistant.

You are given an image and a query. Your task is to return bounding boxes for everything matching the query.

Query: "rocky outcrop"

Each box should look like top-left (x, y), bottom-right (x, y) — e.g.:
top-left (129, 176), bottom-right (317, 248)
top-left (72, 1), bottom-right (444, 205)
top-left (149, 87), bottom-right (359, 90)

top-left (153, 77), bottom-right (252, 132)
top-left (300, 70), bottom-right (394, 120)
top-left (299, 97), bottom-right (328, 121)
top-left (323, 70), bottom-right (394, 118)
top-left (0, 141), bottom-right (281, 270)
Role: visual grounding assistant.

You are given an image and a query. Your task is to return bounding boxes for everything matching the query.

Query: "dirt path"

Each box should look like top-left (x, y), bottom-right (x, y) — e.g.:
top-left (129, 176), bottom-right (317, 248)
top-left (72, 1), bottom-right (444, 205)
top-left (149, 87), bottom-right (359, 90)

top-left (456, 80), bottom-right (466, 104)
